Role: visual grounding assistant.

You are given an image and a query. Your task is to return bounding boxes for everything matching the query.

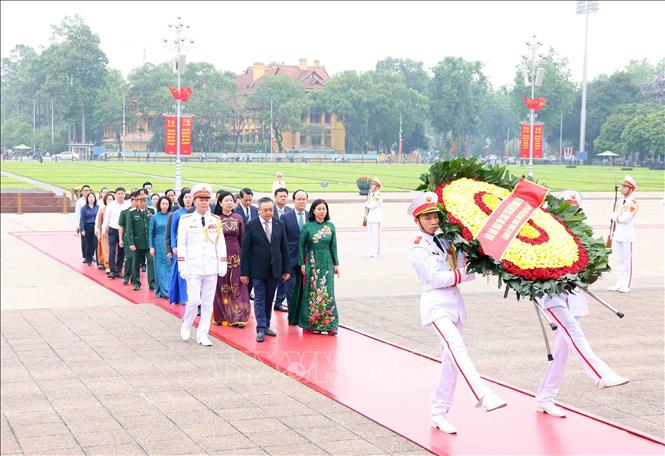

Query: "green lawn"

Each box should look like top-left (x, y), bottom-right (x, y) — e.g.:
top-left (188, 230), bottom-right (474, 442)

top-left (0, 174), bottom-right (48, 191)
top-left (1, 161), bottom-right (663, 193)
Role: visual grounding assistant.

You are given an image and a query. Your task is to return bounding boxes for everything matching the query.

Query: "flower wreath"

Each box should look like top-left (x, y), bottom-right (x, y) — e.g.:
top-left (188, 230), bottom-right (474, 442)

top-left (417, 158), bottom-right (610, 301)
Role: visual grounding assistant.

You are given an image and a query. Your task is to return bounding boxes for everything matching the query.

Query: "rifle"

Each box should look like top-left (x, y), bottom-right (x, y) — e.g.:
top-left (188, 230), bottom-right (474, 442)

top-left (605, 176), bottom-right (619, 248)
top-left (362, 190), bottom-right (370, 227)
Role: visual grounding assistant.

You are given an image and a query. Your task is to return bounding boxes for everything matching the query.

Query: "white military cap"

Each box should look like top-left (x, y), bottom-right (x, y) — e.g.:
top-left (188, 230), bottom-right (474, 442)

top-left (553, 190), bottom-right (583, 206)
top-left (371, 176), bottom-right (383, 189)
top-left (623, 175), bottom-right (637, 191)
top-left (191, 183), bottom-right (213, 199)
top-left (407, 191), bottom-right (439, 218)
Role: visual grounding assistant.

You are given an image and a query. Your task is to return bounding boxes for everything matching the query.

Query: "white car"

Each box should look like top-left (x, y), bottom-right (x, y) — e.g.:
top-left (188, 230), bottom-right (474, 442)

top-left (54, 151), bottom-right (79, 161)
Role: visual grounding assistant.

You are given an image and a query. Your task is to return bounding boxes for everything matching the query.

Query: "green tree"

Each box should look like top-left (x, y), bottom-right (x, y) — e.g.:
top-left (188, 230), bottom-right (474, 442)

top-left (478, 86), bottom-right (521, 156)
top-left (428, 57), bottom-right (489, 157)
top-left (318, 71), bottom-right (373, 153)
top-left (248, 74), bottom-right (308, 153)
top-left (375, 57), bottom-right (430, 93)
top-left (593, 103), bottom-right (662, 161)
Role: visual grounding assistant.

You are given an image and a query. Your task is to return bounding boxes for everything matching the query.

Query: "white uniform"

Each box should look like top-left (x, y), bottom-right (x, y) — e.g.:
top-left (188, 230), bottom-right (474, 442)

top-left (409, 231), bottom-right (494, 416)
top-left (612, 195), bottom-right (638, 290)
top-left (535, 291), bottom-right (619, 404)
top-left (177, 211), bottom-right (227, 340)
top-left (366, 190), bottom-right (383, 257)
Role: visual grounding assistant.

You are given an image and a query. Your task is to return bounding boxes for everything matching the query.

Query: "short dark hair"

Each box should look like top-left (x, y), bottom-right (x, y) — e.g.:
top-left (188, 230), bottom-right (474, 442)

top-left (239, 188), bottom-right (253, 198)
top-left (165, 188), bottom-right (175, 196)
top-left (308, 199), bottom-right (330, 222)
top-left (157, 196), bottom-right (172, 212)
top-left (292, 189), bottom-right (308, 200)
top-left (274, 187), bottom-right (288, 197)
top-left (214, 191), bottom-right (234, 216)
top-left (81, 185), bottom-right (91, 190)
top-left (115, 186), bottom-right (126, 193)
top-left (257, 196), bottom-right (273, 208)
top-left (177, 188), bottom-right (191, 208)
top-left (86, 192), bottom-right (98, 205)
top-left (99, 187), bottom-right (108, 193)
top-left (143, 181), bottom-right (152, 188)
top-left (102, 192), bottom-right (115, 206)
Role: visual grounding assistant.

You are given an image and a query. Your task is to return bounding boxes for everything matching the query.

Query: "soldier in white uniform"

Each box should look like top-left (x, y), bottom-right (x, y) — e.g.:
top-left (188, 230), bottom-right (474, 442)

top-left (408, 192), bottom-right (507, 435)
top-left (178, 183), bottom-right (228, 346)
top-left (365, 176), bottom-right (383, 257)
top-left (536, 191), bottom-right (629, 418)
top-left (608, 175), bottom-right (638, 293)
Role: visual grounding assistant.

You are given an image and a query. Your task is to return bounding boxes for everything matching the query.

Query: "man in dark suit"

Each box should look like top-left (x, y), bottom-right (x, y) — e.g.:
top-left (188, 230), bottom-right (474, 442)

top-left (240, 197), bottom-right (291, 342)
top-left (272, 187), bottom-right (293, 312)
top-left (233, 187), bottom-right (258, 224)
top-left (281, 189), bottom-right (309, 325)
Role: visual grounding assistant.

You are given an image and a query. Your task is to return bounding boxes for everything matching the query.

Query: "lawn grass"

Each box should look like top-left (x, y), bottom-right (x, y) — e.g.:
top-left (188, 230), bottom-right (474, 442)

top-left (1, 161), bottom-right (663, 193)
top-left (0, 174), bottom-right (48, 191)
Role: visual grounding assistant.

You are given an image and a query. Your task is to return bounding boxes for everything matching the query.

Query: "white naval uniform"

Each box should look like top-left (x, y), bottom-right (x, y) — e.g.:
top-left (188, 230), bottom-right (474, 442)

top-left (409, 231), bottom-right (493, 416)
top-left (612, 196), bottom-right (638, 290)
top-left (177, 211), bottom-right (228, 340)
top-left (366, 190), bottom-right (383, 257)
top-left (535, 291), bottom-right (619, 404)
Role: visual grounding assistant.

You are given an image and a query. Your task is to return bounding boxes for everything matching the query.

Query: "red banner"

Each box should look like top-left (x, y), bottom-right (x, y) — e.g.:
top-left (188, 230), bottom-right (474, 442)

top-left (164, 115), bottom-right (193, 156)
top-left (519, 123), bottom-right (543, 159)
top-left (476, 179), bottom-right (549, 261)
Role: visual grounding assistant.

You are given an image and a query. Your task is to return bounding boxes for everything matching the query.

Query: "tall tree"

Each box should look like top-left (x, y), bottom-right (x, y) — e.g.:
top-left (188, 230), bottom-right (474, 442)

top-left (247, 74), bottom-right (308, 153)
top-left (428, 57), bottom-right (489, 156)
top-left (375, 57), bottom-right (430, 93)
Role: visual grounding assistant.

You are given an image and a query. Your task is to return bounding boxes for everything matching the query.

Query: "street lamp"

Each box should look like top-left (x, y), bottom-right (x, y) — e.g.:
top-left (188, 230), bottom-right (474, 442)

top-left (577, 1), bottom-right (599, 163)
top-left (162, 16), bottom-right (194, 193)
top-left (522, 35), bottom-right (545, 178)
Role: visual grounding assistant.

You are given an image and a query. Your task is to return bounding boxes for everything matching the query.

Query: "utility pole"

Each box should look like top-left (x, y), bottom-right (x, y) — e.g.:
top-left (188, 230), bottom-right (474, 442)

top-left (51, 97), bottom-right (54, 145)
top-left (523, 35), bottom-right (544, 178)
top-left (163, 17), bottom-right (193, 193)
top-left (122, 94), bottom-right (126, 160)
top-left (576, 1), bottom-right (599, 164)
top-left (398, 115), bottom-right (403, 163)
top-left (270, 98), bottom-right (274, 157)
top-left (32, 98), bottom-right (36, 156)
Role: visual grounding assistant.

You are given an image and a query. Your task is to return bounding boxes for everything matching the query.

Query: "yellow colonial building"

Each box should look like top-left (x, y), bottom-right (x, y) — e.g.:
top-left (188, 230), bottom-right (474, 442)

top-left (236, 59), bottom-right (345, 153)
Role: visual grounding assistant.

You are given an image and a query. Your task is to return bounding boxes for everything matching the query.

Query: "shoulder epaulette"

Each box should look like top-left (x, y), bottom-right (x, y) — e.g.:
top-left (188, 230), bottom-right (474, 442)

top-left (129, 207), bottom-right (137, 211)
top-left (181, 213), bottom-right (192, 219)
top-left (413, 236), bottom-right (422, 244)
top-left (210, 213), bottom-right (221, 220)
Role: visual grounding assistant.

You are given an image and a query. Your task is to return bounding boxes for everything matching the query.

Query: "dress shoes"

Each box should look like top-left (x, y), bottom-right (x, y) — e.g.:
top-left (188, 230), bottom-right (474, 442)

top-left (431, 415), bottom-right (457, 434)
top-left (264, 328), bottom-right (277, 337)
top-left (480, 393), bottom-right (507, 412)
top-left (536, 401), bottom-right (567, 418)
top-left (180, 325), bottom-right (190, 341)
top-left (274, 304), bottom-right (288, 312)
top-left (256, 332), bottom-right (265, 343)
top-left (132, 285), bottom-right (140, 291)
top-left (196, 335), bottom-right (212, 346)
top-left (598, 375), bottom-right (629, 389)
top-left (618, 287), bottom-right (631, 293)
top-left (607, 284), bottom-right (621, 291)
top-left (122, 279), bottom-right (129, 285)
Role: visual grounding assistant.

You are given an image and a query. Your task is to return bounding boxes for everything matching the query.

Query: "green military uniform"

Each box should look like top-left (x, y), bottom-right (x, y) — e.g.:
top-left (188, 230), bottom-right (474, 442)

top-left (119, 206), bottom-right (136, 285)
top-left (126, 190), bottom-right (155, 290)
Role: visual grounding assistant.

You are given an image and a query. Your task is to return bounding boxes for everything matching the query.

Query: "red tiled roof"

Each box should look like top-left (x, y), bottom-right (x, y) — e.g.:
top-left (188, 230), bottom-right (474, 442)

top-left (237, 63), bottom-right (331, 94)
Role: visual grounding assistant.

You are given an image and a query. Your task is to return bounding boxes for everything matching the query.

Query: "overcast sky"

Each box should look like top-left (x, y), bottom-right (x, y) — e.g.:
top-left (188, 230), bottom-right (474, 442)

top-left (2, 1), bottom-right (664, 88)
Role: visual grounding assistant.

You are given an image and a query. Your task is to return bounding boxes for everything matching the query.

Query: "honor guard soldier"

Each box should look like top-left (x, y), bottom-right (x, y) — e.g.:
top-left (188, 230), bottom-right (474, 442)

top-left (365, 176), bottom-right (383, 257)
top-left (178, 183), bottom-right (228, 346)
top-left (608, 175), bottom-right (638, 293)
top-left (118, 191), bottom-right (138, 286)
top-left (126, 188), bottom-right (155, 291)
top-left (535, 191), bottom-right (629, 418)
top-left (407, 192), bottom-right (506, 435)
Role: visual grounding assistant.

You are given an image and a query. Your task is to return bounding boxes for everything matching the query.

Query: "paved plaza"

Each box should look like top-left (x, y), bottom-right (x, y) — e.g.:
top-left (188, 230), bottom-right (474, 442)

top-left (1, 192), bottom-right (663, 454)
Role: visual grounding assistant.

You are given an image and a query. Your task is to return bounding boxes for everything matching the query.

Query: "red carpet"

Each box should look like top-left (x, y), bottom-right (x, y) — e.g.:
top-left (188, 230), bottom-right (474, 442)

top-left (13, 230), bottom-right (664, 455)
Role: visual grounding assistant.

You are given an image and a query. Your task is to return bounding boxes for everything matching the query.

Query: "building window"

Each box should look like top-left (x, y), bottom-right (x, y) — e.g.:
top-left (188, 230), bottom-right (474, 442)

top-left (301, 113), bottom-right (308, 123)
top-left (312, 133), bottom-right (322, 146)
top-left (324, 133), bottom-right (331, 147)
top-left (311, 112), bottom-right (322, 124)
top-left (325, 112), bottom-right (331, 124)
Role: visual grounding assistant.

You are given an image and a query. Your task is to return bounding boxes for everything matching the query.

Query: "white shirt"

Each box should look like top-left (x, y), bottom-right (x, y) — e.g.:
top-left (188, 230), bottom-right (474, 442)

top-left (613, 196), bottom-right (638, 243)
top-left (537, 290), bottom-right (589, 317)
top-left (177, 211), bottom-right (227, 277)
top-left (365, 191), bottom-right (383, 223)
top-left (409, 231), bottom-right (475, 326)
top-left (74, 197), bottom-right (86, 229)
top-left (102, 200), bottom-right (130, 233)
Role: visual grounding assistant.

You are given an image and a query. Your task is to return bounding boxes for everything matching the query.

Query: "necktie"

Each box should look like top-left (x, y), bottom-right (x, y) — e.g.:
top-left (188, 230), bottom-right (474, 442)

top-left (264, 220), bottom-right (271, 243)
top-left (297, 212), bottom-right (304, 229)
top-left (201, 216), bottom-right (205, 227)
top-left (433, 236), bottom-right (445, 253)
top-left (245, 207), bottom-right (250, 220)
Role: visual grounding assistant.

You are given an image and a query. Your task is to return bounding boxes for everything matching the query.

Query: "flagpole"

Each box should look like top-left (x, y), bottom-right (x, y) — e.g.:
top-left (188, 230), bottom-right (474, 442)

top-left (398, 115), bottom-right (403, 163)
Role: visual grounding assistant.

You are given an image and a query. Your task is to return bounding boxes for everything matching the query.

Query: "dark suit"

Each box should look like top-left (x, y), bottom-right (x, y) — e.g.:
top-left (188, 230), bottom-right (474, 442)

top-left (234, 204), bottom-right (258, 225)
top-left (282, 209), bottom-right (307, 324)
top-left (272, 205), bottom-right (293, 308)
top-left (240, 216), bottom-right (290, 334)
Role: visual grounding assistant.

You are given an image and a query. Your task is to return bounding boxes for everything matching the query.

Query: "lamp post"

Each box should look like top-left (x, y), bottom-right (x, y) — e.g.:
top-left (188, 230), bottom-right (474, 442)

top-left (523, 35), bottom-right (544, 178)
top-left (576, 1), bottom-right (599, 164)
top-left (163, 17), bottom-right (193, 193)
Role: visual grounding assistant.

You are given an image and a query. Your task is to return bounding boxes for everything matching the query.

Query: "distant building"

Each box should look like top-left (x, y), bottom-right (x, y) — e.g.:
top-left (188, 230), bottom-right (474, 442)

top-left (236, 59), bottom-right (345, 154)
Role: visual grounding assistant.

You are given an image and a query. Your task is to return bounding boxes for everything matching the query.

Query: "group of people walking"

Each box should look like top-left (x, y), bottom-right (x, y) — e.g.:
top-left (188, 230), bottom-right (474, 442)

top-left (74, 175), bottom-right (341, 346)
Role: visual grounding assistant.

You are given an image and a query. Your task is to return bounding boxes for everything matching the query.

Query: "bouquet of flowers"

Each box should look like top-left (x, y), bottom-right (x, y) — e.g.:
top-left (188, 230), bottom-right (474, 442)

top-left (417, 158), bottom-right (611, 301)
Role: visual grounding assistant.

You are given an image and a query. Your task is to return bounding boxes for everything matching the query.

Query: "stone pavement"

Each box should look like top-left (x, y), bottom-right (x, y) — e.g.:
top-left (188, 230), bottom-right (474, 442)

top-left (1, 192), bottom-right (663, 454)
